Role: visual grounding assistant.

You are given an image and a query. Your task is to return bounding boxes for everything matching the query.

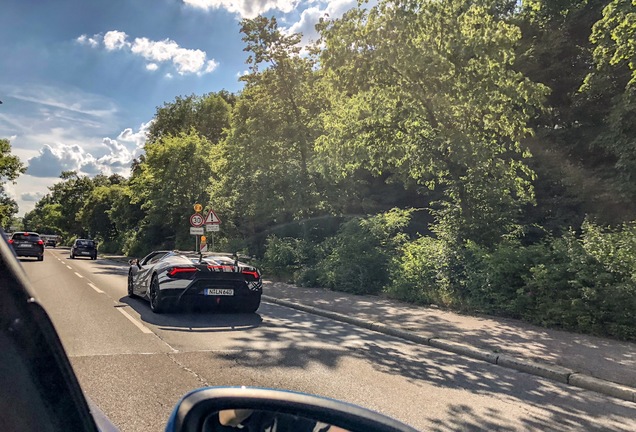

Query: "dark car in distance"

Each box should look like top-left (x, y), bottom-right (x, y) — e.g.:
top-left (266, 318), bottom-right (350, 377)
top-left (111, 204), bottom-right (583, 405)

top-left (9, 232), bottom-right (45, 261)
top-left (70, 239), bottom-right (97, 260)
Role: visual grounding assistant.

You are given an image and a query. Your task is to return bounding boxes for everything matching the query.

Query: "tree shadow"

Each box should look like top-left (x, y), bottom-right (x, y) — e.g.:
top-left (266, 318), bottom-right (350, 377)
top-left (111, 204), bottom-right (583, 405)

top-left (264, 282), bottom-right (636, 387)
top-left (207, 304), bottom-right (636, 431)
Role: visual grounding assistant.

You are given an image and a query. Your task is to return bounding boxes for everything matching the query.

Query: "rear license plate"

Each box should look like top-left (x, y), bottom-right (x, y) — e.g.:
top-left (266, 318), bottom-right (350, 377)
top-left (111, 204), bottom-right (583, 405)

top-left (19, 243), bottom-right (32, 247)
top-left (81, 251), bottom-right (90, 255)
top-left (205, 289), bottom-right (234, 296)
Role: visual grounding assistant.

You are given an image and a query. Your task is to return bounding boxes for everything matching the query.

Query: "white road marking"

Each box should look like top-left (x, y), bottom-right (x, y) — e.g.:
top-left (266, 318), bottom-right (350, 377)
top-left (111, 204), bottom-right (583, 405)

top-left (116, 308), bottom-right (153, 334)
top-left (74, 272), bottom-right (83, 278)
top-left (88, 283), bottom-right (104, 294)
top-left (66, 265), bottom-right (72, 270)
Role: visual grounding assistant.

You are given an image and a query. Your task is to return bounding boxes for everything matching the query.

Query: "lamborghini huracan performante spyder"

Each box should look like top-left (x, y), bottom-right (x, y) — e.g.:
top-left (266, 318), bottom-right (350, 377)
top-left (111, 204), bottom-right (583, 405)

top-left (127, 250), bottom-right (262, 314)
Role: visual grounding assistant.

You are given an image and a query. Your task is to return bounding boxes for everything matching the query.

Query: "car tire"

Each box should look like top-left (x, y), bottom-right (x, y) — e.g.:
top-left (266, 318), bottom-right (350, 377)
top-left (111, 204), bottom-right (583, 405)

top-left (70, 253), bottom-right (74, 259)
top-left (37, 255), bottom-right (44, 262)
top-left (91, 254), bottom-right (97, 260)
top-left (149, 274), bottom-right (166, 314)
top-left (127, 272), bottom-right (137, 298)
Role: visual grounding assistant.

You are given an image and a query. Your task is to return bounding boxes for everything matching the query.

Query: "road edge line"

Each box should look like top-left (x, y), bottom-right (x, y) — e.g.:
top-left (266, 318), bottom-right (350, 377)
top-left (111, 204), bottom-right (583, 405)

top-left (116, 307), bottom-right (153, 334)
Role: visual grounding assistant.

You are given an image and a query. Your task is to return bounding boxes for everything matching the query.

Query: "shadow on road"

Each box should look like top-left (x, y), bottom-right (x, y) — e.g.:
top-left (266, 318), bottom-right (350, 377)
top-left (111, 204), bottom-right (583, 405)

top-left (213, 306), bottom-right (636, 431)
top-left (118, 295), bottom-right (263, 333)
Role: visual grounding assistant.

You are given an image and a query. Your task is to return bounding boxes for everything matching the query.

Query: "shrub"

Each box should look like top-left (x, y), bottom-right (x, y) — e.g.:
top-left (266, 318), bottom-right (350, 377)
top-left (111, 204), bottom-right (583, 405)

top-left (387, 219), bottom-right (636, 340)
top-left (386, 236), bottom-right (456, 305)
top-left (316, 209), bottom-right (413, 294)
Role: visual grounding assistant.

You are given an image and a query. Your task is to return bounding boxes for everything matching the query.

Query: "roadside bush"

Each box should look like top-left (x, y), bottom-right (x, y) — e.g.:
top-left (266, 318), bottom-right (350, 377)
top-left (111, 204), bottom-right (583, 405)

top-left (386, 236), bottom-right (455, 305)
top-left (262, 236), bottom-right (316, 278)
top-left (388, 219), bottom-right (636, 340)
top-left (315, 208), bottom-right (413, 295)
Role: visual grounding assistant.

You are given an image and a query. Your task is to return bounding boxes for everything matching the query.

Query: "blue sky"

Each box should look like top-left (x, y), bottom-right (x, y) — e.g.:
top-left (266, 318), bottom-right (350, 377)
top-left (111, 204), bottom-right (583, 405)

top-left (0, 0), bottom-right (356, 215)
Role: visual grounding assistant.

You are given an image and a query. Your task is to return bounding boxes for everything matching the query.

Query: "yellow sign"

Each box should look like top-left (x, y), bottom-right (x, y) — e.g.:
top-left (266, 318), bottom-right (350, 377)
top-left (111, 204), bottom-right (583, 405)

top-left (193, 203), bottom-right (203, 213)
top-left (200, 236), bottom-right (207, 244)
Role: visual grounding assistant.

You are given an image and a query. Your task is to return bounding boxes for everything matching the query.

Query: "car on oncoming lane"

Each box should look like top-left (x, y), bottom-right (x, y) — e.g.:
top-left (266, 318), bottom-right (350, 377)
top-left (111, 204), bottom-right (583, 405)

top-left (127, 250), bottom-right (262, 313)
top-left (9, 232), bottom-right (45, 261)
top-left (70, 238), bottom-right (97, 260)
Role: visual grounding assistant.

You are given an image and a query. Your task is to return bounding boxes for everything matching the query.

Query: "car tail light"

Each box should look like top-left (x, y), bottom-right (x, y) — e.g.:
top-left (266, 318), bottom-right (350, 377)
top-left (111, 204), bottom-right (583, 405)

top-left (168, 267), bottom-right (197, 277)
top-left (8, 239), bottom-right (14, 244)
top-left (242, 270), bottom-right (259, 279)
top-left (37, 240), bottom-right (44, 245)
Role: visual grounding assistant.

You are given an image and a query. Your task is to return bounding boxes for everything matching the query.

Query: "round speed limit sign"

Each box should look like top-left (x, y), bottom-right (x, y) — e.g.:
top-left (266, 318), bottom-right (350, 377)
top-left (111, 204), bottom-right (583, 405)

top-left (190, 213), bottom-right (204, 227)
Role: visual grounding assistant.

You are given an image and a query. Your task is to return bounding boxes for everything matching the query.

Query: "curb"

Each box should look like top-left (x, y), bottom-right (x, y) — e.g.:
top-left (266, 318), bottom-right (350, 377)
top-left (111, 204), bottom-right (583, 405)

top-left (262, 295), bottom-right (636, 403)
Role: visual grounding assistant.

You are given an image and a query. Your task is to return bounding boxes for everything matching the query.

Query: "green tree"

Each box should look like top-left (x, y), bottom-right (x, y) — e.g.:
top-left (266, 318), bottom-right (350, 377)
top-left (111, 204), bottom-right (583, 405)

top-left (318, 0), bottom-right (548, 245)
top-left (0, 138), bottom-right (26, 228)
top-left (582, 0), bottom-right (636, 189)
top-left (129, 131), bottom-right (213, 253)
top-left (210, 17), bottom-right (329, 242)
top-left (147, 92), bottom-right (233, 145)
top-left (23, 202), bottom-right (64, 235)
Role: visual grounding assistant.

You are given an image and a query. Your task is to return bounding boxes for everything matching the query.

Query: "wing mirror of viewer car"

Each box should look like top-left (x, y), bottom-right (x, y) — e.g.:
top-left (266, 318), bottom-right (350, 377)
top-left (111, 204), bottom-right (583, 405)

top-left (129, 259), bottom-right (141, 269)
top-left (165, 387), bottom-right (419, 432)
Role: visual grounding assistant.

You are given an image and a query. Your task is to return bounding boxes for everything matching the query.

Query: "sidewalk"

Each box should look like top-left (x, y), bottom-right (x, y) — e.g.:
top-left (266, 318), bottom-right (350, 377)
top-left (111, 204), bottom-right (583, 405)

top-left (262, 280), bottom-right (636, 400)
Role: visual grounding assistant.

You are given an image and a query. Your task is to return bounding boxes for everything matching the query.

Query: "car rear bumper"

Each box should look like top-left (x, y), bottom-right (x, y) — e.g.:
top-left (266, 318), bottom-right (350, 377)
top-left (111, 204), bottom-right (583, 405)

top-left (73, 250), bottom-right (96, 257)
top-left (159, 288), bottom-right (261, 310)
top-left (13, 248), bottom-right (43, 257)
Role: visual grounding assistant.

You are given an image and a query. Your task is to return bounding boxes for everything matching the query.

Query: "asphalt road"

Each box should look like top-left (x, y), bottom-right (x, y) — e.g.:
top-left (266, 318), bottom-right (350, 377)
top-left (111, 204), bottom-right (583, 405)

top-left (20, 248), bottom-right (636, 432)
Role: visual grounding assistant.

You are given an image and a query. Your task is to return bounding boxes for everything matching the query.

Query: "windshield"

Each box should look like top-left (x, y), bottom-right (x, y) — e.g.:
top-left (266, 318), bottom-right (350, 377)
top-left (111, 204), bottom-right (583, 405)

top-left (12, 233), bottom-right (40, 242)
top-left (2, 1), bottom-right (635, 431)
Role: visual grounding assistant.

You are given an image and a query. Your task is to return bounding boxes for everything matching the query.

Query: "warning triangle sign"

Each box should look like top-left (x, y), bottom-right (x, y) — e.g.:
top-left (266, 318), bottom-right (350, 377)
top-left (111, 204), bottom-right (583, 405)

top-left (204, 209), bottom-right (221, 225)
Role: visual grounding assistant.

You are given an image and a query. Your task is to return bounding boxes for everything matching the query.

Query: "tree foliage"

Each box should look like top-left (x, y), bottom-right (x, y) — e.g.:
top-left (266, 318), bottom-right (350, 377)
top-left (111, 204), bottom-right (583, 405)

top-left (0, 138), bottom-right (26, 228)
top-left (318, 0), bottom-right (548, 245)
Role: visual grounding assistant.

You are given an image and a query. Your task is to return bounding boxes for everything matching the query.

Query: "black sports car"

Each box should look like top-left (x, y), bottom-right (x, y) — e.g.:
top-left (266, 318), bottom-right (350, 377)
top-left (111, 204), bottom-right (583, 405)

top-left (127, 250), bottom-right (262, 313)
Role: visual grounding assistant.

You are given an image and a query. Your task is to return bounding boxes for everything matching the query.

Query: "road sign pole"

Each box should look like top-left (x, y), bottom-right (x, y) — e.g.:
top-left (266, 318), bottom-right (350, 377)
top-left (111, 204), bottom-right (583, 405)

top-left (211, 232), bottom-right (214, 251)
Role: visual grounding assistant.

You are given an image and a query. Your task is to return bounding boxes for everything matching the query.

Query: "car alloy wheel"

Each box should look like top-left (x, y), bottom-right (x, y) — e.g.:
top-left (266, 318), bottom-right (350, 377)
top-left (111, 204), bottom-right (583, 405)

top-left (149, 275), bottom-right (165, 314)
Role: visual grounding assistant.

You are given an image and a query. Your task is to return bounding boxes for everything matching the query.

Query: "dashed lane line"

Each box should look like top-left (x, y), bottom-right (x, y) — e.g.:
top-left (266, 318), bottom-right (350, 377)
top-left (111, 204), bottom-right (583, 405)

top-left (74, 272), bottom-right (84, 279)
top-left (88, 283), bottom-right (104, 294)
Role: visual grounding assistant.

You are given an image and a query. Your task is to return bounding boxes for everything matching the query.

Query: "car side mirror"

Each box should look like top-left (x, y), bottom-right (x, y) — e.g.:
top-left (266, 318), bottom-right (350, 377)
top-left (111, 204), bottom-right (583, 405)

top-left (129, 259), bottom-right (141, 269)
top-left (166, 387), bottom-right (418, 432)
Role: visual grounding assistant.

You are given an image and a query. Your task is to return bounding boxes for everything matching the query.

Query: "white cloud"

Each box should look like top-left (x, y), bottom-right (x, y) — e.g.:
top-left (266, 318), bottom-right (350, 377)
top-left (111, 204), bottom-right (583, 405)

top-left (204, 60), bottom-right (219, 74)
top-left (165, 72), bottom-right (174, 79)
top-left (5, 84), bottom-right (118, 119)
top-left (27, 144), bottom-right (99, 178)
top-left (132, 37), bottom-right (209, 75)
top-left (236, 69), bottom-right (249, 77)
top-left (25, 122), bottom-right (151, 179)
top-left (75, 30), bottom-right (219, 76)
top-left (20, 192), bottom-right (44, 202)
top-left (76, 33), bottom-right (101, 47)
top-left (116, 120), bottom-right (152, 149)
top-left (183, 0), bottom-right (299, 18)
top-left (285, 0), bottom-right (358, 45)
top-left (103, 30), bottom-right (130, 51)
